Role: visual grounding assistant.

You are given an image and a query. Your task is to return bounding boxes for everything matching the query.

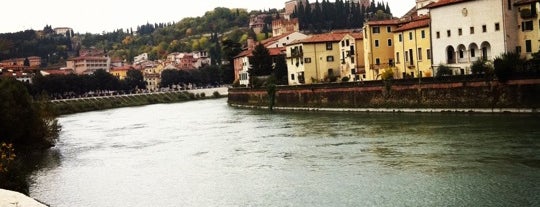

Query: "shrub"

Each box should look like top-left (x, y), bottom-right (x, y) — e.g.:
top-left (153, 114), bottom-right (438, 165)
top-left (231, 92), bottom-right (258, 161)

top-left (341, 76), bottom-right (350, 82)
top-left (436, 64), bottom-right (453, 77)
top-left (380, 68), bottom-right (394, 80)
top-left (213, 91), bottom-right (221, 98)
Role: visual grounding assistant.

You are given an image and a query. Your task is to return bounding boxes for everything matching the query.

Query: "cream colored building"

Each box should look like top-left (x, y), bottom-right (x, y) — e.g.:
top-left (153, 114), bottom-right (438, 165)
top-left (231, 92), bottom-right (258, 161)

top-left (515, 0), bottom-right (540, 59)
top-left (339, 33), bottom-right (365, 81)
top-left (66, 56), bottom-right (111, 75)
top-left (429, 0), bottom-right (518, 75)
top-left (286, 33), bottom-right (345, 85)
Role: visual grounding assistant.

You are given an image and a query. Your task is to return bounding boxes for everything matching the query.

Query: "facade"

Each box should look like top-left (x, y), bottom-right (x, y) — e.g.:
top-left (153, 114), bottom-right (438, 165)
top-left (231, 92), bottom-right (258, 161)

top-left (284, 0), bottom-right (307, 19)
top-left (166, 51), bottom-right (211, 69)
top-left (286, 33), bottom-right (346, 85)
top-left (66, 56), bottom-right (111, 75)
top-left (394, 16), bottom-right (433, 78)
top-left (363, 19), bottom-right (400, 80)
top-left (429, 0), bottom-right (518, 75)
top-left (109, 66), bottom-right (134, 80)
top-left (339, 33), bottom-right (365, 81)
top-left (134, 53), bottom-right (149, 65)
top-left (0, 56), bottom-right (41, 67)
top-left (515, 0), bottom-right (540, 59)
top-left (144, 73), bottom-right (161, 91)
top-left (272, 18), bottom-right (300, 36)
top-left (53, 27), bottom-right (73, 36)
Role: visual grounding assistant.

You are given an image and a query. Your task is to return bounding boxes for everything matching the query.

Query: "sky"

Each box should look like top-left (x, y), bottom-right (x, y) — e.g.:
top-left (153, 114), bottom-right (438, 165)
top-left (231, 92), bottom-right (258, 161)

top-left (0, 0), bottom-right (416, 34)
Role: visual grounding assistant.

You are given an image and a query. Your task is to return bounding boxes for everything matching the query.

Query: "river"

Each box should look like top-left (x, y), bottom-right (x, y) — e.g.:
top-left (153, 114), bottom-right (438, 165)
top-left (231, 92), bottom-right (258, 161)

top-left (28, 98), bottom-right (540, 206)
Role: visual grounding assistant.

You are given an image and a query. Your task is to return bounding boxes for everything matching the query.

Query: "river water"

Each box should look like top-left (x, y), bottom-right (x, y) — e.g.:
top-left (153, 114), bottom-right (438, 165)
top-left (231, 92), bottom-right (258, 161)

top-left (28, 98), bottom-right (540, 206)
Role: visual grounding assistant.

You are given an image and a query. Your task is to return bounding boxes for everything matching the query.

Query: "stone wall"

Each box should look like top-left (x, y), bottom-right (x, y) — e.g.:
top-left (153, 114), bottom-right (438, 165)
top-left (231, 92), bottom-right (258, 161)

top-left (228, 78), bottom-right (540, 111)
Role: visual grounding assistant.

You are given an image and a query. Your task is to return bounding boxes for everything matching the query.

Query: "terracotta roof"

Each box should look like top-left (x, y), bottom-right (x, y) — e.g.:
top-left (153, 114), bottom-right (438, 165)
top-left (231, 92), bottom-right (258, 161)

top-left (394, 17), bottom-right (430, 32)
top-left (366, 19), bottom-right (400, 26)
top-left (261, 32), bottom-right (294, 46)
top-left (514, 0), bottom-right (540, 5)
top-left (350, 33), bottom-right (363, 40)
top-left (41, 69), bottom-right (74, 75)
top-left (428, 0), bottom-right (473, 9)
top-left (110, 65), bottom-right (134, 71)
top-left (69, 56), bottom-right (109, 61)
top-left (295, 33), bottom-right (347, 44)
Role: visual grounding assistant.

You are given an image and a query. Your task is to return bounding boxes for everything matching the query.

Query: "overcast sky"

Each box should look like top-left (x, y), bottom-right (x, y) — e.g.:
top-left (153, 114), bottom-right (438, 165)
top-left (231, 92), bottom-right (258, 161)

top-left (1, 0), bottom-right (415, 34)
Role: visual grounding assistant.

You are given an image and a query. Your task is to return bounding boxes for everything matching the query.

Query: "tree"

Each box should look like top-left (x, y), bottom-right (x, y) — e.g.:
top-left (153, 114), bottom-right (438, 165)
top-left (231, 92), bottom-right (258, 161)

top-left (124, 69), bottom-right (146, 91)
top-left (23, 58), bottom-right (30, 67)
top-left (0, 78), bottom-right (59, 150)
top-left (273, 55), bottom-right (288, 85)
top-left (248, 43), bottom-right (273, 87)
top-left (436, 64), bottom-right (453, 77)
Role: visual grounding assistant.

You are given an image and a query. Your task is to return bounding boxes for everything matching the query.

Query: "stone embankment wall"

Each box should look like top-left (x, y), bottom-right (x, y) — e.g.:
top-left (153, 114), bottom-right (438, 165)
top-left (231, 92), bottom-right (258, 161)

top-left (228, 78), bottom-right (540, 112)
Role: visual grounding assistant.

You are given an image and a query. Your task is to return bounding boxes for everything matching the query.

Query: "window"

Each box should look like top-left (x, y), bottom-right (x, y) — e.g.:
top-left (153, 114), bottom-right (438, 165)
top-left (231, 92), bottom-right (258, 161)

top-left (291, 74), bottom-right (295, 80)
top-left (495, 23), bottom-right (500, 31)
top-left (459, 49), bottom-right (464, 59)
top-left (396, 52), bottom-right (400, 63)
top-left (421, 30), bottom-right (426, 39)
top-left (350, 46), bottom-right (355, 55)
top-left (408, 49), bottom-right (413, 65)
top-left (447, 30), bottom-right (451, 37)
top-left (387, 26), bottom-right (392, 33)
top-left (375, 58), bottom-right (380, 65)
top-left (471, 49), bottom-right (476, 58)
top-left (418, 48), bottom-right (423, 60)
top-left (436, 31), bottom-right (440, 39)
top-left (470, 27), bottom-right (475, 34)
top-left (409, 32), bottom-right (413, 40)
top-left (405, 51), bottom-right (409, 62)
top-left (507, 0), bottom-right (512, 10)
top-left (482, 25), bottom-right (487, 33)
top-left (351, 57), bottom-right (355, 64)
top-left (304, 57), bottom-right (312, 63)
top-left (526, 40), bottom-right (532, 53)
top-left (458, 28), bottom-right (462, 36)
top-left (373, 26), bottom-right (380, 34)
top-left (522, 21), bottom-right (534, 31)
top-left (375, 40), bottom-right (379, 47)
top-left (341, 41), bottom-right (345, 47)
top-left (326, 42), bottom-right (333, 50)
top-left (427, 49), bottom-right (431, 60)
top-left (326, 56), bottom-right (334, 62)
top-left (399, 34), bottom-right (402, 42)
top-left (346, 39), bottom-right (350, 46)
top-left (388, 39), bottom-right (392, 47)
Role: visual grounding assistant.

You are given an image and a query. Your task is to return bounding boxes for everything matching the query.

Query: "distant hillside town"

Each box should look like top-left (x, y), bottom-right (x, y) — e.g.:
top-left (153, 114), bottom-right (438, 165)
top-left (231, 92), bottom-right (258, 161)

top-left (1, 0), bottom-right (539, 95)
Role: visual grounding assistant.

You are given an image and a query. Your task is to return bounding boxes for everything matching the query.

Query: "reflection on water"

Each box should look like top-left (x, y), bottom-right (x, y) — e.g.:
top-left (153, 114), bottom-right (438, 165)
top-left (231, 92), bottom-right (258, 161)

top-left (29, 99), bottom-right (540, 206)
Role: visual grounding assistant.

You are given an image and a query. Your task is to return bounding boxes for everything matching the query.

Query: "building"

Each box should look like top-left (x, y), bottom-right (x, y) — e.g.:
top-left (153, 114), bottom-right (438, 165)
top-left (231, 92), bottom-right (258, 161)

top-left (234, 32), bottom-right (308, 86)
top-left (109, 65), bottom-right (134, 80)
top-left (144, 73), bottom-right (161, 91)
top-left (429, 0), bottom-right (518, 75)
top-left (363, 19), bottom-right (400, 80)
top-left (66, 56), bottom-right (111, 75)
top-left (515, 0), bottom-right (540, 59)
top-left (286, 33), bottom-right (346, 85)
top-left (284, 0), bottom-right (307, 19)
top-left (166, 51), bottom-right (211, 70)
top-left (339, 33), bottom-right (365, 81)
top-left (0, 56), bottom-right (41, 68)
top-left (134, 53), bottom-right (149, 65)
top-left (394, 16), bottom-right (433, 78)
top-left (272, 18), bottom-right (300, 36)
top-left (249, 14), bottom-right (271, 34)
top-left (53, 27), bottom-right (73, 37)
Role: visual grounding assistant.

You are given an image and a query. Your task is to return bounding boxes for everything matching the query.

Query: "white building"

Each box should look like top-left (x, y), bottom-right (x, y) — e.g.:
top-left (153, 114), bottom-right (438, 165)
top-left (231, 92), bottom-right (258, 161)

top-left (429, 0), bottom-right (518, 75)
top-left (134, 53), bottom-right (149, 65)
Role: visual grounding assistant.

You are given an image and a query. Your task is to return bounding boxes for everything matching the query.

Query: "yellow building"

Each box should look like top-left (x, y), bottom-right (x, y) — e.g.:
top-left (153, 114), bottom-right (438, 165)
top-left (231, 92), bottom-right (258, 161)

top-left (363, 19), bottom-right (400, 80)
top-left (109, 66), bottom-right (132, 80)
top-left (393, 16), bottom-right (433, 78)
top-left (339, 33), bottom-right (365, 81)
top-left (515, 0), bottom-right (540, 59)
top-left (286, 33), bottom-right (345, 85)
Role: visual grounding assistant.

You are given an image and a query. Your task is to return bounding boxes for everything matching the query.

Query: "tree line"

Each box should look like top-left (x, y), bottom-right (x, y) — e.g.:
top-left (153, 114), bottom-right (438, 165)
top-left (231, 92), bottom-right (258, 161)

top-left (291, 0), bottom-right (392, 33)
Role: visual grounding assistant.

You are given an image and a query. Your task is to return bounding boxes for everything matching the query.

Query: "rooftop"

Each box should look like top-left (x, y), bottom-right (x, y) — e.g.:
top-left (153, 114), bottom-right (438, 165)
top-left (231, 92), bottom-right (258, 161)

top-left (428, 0), bottom-right (473, 9)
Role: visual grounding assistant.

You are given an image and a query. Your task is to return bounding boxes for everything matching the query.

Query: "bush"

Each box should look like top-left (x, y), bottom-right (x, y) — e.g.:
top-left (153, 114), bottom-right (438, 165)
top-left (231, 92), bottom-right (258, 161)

top-left (213, 91), bottom-right (221, 98)
top-left (380, 68), bottom-right (394, 80)
top-left (341, 76), bottom-right (350, 82)
top-left (436, 64), bottom-right (453, 77)
top-left (200, 92), bottom-right (206, 98)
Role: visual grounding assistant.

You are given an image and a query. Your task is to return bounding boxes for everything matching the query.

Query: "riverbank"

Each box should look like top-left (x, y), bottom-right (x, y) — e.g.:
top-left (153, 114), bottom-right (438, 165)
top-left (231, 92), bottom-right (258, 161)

top-left (0, 189), bottom-right (47, 207)
top-left (228, 77), bottom-right (540, 113)
top-left (51, 87), bottom-right (228, 115)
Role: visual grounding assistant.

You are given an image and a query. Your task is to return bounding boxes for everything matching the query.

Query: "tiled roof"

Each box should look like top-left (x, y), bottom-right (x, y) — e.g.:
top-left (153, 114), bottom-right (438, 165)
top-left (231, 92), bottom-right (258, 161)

top-left (295, 33), bottom-right (346, 44)
top-left (261, 32), bottom-right (294, 46)
top-left (514, 0), bottom-right (540, 5)
top-left (366, 19), bottom-right (400, 26)
top-left (394, 17), bottom-right (430, 32)
top-left (350, 33), bottom-right (363, 40)
top-left (428, 0), bottom-right (473, 9)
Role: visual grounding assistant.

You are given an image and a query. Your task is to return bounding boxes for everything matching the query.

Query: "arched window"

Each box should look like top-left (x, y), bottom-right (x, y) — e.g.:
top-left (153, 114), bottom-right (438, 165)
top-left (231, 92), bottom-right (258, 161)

top-left (457, 44), bottom-right (467, 63)
top-left (469, 43), bottom-right (479, 61)
top-left (446, 46), bottom-right (456, 64)
top-left (480, 42), bottom-right (491, 60)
